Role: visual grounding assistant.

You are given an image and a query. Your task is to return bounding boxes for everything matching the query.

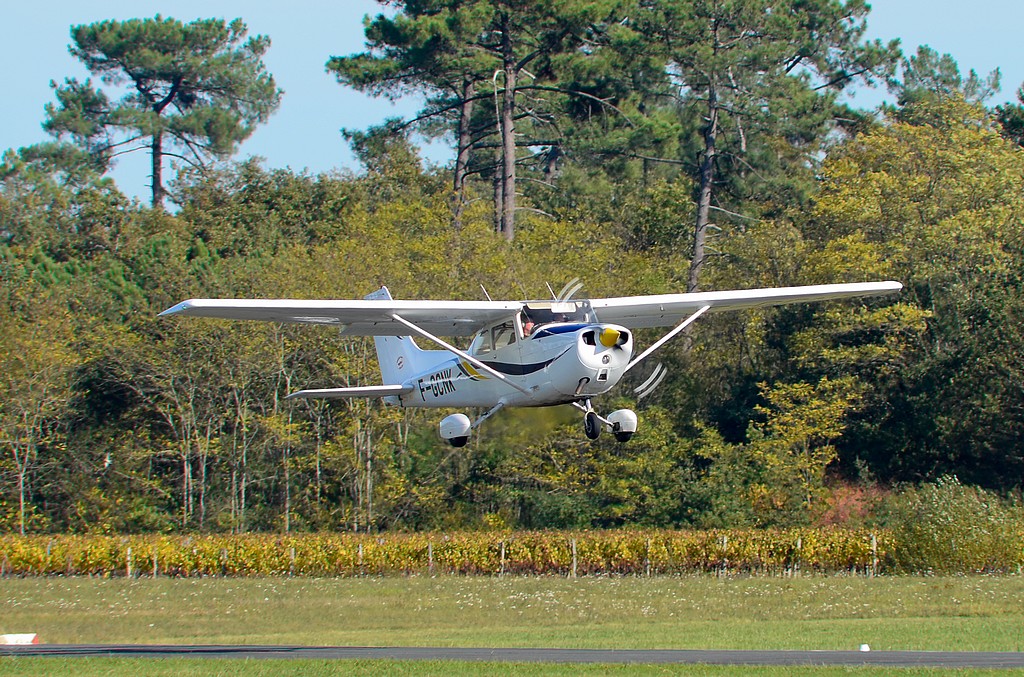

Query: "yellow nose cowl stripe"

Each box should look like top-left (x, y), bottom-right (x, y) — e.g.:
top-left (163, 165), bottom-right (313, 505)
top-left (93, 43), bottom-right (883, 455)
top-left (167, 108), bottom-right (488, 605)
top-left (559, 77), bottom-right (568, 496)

top-left (599, 328), bottom-right (620, 348)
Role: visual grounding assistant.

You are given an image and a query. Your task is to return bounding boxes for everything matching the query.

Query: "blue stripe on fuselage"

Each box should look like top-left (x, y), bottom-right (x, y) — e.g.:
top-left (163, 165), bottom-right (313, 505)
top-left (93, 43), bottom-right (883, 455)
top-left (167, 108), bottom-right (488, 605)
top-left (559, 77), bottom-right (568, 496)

top-left (531, 323), bottom-right (587, 339)
top-left (480, 346), bottom-right (572, 376)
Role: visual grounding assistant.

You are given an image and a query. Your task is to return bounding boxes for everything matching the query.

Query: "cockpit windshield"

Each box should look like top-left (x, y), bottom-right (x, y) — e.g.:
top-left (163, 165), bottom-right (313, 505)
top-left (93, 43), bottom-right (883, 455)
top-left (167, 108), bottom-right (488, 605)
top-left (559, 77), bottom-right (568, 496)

top-left (468, 301), bottom-right (595, 355)
top-left (521, 300), bottom-right (594, 327)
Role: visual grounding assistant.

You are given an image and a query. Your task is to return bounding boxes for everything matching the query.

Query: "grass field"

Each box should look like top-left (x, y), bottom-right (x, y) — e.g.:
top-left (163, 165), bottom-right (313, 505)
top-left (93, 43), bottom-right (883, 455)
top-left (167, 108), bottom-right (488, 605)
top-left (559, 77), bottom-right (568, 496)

top-left (1, 574), bottom-right (1023, 674)
top-left (1, 658), bottom-right (1015, 676)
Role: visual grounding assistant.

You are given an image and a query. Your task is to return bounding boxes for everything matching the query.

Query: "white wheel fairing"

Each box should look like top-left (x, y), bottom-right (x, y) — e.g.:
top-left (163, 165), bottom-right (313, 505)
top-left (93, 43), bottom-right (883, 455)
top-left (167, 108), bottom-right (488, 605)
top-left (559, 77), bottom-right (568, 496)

top-left (607, 409), bottom-right (638, 433)
top-left (439, 413), bottom-right (471, 441)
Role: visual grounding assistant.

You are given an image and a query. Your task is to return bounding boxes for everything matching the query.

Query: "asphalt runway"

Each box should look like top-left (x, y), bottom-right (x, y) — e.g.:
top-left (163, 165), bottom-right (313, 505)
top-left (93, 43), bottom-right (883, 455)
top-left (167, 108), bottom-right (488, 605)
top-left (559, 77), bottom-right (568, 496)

top-left (3, 645), bottom-right (1024, 668)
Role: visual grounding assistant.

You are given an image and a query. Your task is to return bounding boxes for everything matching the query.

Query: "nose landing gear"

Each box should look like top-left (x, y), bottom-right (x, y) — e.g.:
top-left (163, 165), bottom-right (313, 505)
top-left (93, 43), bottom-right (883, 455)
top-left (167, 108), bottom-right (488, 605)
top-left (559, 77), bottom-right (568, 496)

top-left (576, 401), bottom-right (638, 442)
top-left (584, 410), bottom-right (602, 440)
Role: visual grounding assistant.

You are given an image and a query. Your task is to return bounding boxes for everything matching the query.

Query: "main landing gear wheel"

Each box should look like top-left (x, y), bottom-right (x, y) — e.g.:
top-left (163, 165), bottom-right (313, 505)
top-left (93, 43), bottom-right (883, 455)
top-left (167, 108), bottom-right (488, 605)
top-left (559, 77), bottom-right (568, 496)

top-left (613, 428), bottom-right (633, 443)
top-left (584, 411), bottom-right (601, 440)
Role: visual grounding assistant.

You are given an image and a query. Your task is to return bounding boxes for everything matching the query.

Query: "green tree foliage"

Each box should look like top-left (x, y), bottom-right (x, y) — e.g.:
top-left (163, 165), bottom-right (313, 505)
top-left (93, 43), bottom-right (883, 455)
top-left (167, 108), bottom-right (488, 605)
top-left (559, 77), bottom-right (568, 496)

top-left (877, 476), bottom-right (1024, 573)
top-left (0, 284), bottom-right (85, 534)
top-left (996, 85), bottom-right (1024, 147)
top-left (565, 0), bottom-right (900, 291)
top-left (813, 97), bottom-right (1024, 486)
top-left (329, 0), bottom-right (629, 238)
top-left (891, 45), bottom-right (1001, 109)
top-left (44, 16), bottom-right (281, 209)
top-left (326, 2), bottom-right (490, 228)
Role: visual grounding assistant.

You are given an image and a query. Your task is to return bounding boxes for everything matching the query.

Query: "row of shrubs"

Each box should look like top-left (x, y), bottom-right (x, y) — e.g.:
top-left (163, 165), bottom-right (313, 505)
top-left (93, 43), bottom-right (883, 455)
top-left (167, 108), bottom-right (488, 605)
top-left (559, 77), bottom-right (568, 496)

top-left (0, 528), bottom-right (894, 577)
top-left (3, 479), bottom-right (1021, 577)
top-left (3, 520), bottom-right (1022, 577)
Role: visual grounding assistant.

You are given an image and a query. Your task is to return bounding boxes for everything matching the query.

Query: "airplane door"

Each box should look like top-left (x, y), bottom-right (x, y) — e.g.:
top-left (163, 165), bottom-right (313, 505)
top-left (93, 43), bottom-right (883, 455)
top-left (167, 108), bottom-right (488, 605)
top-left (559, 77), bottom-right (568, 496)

top-left (489, 320), bottom-right (525, 370)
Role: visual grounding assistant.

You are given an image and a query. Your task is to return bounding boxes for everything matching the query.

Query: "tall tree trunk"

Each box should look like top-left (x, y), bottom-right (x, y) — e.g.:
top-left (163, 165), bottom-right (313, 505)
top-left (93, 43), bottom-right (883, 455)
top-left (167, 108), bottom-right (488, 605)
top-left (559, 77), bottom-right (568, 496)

top-left (689, 81), bottom-right (719, 293)
top-left (453, 78), bottom-right (475, 230)
top-left (364, 424), bottom-right (373, 532)
top-left (198, 423), bottom-right (212, 530)
top-left (231, 388), bottom-right (251, 533)
top-left (315, 423), bottom-right (322, 507)
top-left (283, 440), bottom-right (291, 533)
top-left (230, 467), bottom-right (238, 533)
top-left (16, 445), bottom-right (28, 536)
top-left (353, 418), bottom-right (364, 531)
top-left (182, 447), bottom-right (192, 528)
top-left (18, 470), bottom-right (24, 536)
top-left (498, 18), bottom-right (517, 240)
top-left (151, 132), bottom-right (165, 210)
top-left (493, 156), bottom-right (504, 233)
top-left (241, 442), bottom-right (248, 532)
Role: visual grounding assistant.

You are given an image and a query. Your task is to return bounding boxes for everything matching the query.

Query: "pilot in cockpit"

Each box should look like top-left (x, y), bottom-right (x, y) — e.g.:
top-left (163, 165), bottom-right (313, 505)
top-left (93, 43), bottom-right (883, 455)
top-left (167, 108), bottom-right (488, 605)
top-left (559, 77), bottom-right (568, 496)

top-left (521, 312), bottom-right (536, 337)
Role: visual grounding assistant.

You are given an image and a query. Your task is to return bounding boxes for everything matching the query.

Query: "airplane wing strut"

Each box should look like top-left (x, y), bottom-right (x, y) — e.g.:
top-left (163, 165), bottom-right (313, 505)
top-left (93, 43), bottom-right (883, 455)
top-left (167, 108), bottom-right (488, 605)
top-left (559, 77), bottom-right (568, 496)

top-left (624, 304), bottom-right (711, 373)
top-left (389, 313), bottom-right (533, 396)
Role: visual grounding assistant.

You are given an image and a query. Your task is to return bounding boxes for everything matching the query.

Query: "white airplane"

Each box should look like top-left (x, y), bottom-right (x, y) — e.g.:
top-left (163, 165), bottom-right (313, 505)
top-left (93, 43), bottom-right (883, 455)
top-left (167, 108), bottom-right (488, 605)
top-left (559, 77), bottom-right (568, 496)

top-left (160, 281), bottom-right (901, 446)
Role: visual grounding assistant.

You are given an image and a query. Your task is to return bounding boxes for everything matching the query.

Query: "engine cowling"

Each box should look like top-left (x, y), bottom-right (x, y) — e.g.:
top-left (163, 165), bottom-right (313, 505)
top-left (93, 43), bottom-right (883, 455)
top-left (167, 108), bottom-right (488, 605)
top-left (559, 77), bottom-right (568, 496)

top-left (440, 413), bottom-right (472, 447)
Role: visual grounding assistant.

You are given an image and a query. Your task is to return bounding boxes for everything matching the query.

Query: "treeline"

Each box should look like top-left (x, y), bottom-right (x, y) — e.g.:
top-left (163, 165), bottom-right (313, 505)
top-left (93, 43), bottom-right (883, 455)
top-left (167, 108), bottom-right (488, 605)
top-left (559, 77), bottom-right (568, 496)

top-left (2, 4), bottom-right (1024, 535)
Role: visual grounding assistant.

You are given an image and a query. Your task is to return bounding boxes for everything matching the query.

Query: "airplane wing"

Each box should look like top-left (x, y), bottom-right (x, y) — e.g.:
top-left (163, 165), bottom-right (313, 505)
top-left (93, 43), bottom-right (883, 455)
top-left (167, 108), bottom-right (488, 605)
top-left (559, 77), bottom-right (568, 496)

top-left (589, 281), bottom-right (903, 329)
top-left (159, 298), bottom-right (522, 337)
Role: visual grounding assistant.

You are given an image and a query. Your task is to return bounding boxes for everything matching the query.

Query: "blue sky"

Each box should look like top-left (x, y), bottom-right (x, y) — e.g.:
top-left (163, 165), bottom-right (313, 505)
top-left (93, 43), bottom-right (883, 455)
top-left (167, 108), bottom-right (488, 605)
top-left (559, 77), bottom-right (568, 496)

top-left (2, 1), bottom-right (1022, 201)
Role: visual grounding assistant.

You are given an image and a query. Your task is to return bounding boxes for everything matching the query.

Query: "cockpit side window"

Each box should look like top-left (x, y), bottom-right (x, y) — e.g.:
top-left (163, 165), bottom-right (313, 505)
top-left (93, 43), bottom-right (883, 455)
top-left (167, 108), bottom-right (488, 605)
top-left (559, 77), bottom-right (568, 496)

top-left (492, 322), bottom-right (517, 349)
top-left (470, 321), bottom-right (519, 355)
top-left (470, 328), bottom-right (493, 355)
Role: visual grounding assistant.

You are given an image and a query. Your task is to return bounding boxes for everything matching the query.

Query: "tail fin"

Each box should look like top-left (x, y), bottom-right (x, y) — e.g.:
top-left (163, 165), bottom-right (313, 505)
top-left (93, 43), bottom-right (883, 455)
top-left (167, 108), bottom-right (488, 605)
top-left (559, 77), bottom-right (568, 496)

top-left (365, 286), bottom-right (435, 384)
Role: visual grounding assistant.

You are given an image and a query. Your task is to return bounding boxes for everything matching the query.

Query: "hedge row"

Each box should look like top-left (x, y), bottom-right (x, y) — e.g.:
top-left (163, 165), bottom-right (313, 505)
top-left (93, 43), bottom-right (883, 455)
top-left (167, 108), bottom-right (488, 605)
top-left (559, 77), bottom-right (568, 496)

top-left (0, 529), bottom-right (892, 577)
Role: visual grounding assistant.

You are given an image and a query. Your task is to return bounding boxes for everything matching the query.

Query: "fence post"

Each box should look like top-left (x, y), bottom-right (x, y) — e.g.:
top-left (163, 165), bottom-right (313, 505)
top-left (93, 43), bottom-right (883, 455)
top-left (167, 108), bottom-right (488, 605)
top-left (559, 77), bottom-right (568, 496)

top-left (127, 546), bottom-right (133, 578)
top-left (153, 550), bottom-right (159, 578)
top-left (720, 535), bottom-right (728, 577)
top-left (646, 538), bottom-right (652, 577)
top-left (796, 536), bottom-right (802, 577)
top-left (871, 533), bottom-right (878, 577)
top-left (289, 547), bottom-right (296, 576)
top-left (571, 538), bottom-right (578, 578)
top-left (428, 541), bottom-right (434, 575)
top-left (499, 541), bottom-right (506, 577)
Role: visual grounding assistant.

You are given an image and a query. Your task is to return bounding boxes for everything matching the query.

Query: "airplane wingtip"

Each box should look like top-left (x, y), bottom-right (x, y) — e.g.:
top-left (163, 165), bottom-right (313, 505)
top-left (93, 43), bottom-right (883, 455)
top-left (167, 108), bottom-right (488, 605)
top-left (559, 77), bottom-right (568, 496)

top-left (158, 300), bottom-right (193, 317)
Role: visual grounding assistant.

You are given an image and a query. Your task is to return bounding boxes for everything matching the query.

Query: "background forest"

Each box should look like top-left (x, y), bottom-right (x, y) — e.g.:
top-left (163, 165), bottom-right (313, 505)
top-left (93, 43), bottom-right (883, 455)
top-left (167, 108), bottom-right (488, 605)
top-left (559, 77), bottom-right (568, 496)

top-left (2, 1), bottom-right (1024, 536)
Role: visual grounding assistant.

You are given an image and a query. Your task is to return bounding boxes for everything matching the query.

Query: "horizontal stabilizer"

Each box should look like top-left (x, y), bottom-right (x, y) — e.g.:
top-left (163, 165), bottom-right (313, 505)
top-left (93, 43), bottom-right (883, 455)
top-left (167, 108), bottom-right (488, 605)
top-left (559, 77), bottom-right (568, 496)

top-left (286, 385), bottom-right (413, 400)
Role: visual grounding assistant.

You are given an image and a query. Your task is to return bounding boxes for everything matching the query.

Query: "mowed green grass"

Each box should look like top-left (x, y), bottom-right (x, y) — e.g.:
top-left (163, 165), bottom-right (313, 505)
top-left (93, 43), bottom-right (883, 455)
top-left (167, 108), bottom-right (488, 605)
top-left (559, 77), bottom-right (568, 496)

top-left (1, 575), bottom-right (1023, 652)
top-left (0, 658), bottom-right (1017, 677)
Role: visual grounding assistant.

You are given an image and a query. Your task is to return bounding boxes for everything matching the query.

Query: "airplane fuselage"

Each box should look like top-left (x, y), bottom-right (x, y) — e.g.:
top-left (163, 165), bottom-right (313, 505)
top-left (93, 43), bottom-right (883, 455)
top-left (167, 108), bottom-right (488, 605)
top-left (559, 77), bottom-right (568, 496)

top-left (389, 322), bottom-right (633, 409)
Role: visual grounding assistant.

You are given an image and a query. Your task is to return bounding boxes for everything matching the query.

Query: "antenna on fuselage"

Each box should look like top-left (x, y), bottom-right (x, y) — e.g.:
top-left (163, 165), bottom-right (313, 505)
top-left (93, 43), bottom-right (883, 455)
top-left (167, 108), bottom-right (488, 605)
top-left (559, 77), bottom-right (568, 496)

top-left (479, 284), bottom-right (493, 301)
